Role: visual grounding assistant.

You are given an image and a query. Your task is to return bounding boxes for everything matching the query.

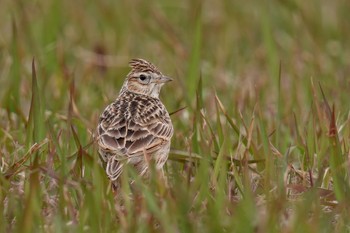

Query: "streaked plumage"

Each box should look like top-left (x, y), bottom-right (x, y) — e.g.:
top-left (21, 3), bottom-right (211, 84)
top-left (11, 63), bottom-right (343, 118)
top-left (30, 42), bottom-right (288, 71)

top-left (97, 58), bottom-right (173, 187)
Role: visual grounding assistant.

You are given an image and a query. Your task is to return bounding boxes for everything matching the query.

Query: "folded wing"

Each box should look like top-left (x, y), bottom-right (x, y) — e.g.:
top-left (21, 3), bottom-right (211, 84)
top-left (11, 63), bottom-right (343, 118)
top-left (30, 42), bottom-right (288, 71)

top-left (98, 97), bottom-right (173, 161)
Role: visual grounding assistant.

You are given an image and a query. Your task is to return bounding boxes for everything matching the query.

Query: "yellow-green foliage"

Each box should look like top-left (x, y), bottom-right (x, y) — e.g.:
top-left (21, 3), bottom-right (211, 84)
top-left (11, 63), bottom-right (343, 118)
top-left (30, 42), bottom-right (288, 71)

top-left (0, 0), bottom-right (350, 232)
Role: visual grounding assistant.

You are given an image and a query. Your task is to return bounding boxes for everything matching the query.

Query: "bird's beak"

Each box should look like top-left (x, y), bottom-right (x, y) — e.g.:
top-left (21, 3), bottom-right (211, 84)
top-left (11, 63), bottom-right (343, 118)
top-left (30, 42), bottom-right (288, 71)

top-left (156, 76), bottom-right (173, 84)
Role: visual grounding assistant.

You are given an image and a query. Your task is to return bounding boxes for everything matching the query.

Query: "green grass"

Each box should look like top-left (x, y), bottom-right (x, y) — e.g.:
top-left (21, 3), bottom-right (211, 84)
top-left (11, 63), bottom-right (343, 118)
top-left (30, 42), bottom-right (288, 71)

top-left (1, 0), bottom-right (350, 232)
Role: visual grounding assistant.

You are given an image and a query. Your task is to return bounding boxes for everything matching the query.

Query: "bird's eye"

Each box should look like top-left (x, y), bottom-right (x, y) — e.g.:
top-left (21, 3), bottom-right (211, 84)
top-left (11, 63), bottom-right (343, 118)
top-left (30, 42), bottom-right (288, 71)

top-left (139, 74), bottom-right (147, 81)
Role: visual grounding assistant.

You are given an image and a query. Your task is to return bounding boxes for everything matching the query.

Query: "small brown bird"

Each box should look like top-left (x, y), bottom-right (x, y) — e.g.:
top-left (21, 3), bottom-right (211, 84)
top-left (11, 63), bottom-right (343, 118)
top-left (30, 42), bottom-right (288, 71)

top-left (97, 58), bottom-right (173, 188)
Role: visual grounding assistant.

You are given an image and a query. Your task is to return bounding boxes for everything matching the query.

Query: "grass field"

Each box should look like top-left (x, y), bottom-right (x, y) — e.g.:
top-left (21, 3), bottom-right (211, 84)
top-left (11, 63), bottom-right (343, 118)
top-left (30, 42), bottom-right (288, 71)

top-left (1, 0), bottom-right (350, 232)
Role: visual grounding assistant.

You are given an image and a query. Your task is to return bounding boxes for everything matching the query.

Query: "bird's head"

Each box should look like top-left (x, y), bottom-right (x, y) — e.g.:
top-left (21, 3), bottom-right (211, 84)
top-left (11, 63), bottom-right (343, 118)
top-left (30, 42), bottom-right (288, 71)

top-left (122, 58), bottom-right (172, 98)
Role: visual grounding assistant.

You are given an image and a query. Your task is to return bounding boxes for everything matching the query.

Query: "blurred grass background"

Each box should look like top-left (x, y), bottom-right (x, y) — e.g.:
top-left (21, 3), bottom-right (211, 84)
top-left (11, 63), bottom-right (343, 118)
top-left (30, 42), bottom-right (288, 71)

top-left (0, 0), bottom-right (350, 232)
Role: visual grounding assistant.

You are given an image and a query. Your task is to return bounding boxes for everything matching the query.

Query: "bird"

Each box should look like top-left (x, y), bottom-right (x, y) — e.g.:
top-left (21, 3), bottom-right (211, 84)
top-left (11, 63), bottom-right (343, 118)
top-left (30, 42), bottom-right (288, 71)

top-left (97, 58), bottom-right (174, 188)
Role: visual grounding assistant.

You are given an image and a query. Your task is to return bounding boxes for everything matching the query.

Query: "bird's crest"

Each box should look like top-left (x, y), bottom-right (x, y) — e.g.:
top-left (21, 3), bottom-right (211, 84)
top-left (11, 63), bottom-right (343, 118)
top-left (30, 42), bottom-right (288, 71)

top-left (129, 58), bottom-right (162, 75)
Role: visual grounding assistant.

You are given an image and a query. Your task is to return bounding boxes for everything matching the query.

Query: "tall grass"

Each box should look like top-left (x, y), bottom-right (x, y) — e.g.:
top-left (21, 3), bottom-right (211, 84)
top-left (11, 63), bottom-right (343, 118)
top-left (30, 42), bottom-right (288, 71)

top-left (0, 0), bottom-right (350, 232)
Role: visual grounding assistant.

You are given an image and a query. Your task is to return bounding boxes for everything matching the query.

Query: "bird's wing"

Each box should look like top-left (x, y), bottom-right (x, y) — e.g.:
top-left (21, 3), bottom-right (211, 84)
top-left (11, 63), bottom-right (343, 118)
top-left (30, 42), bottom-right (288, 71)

top-left (97, 95), bottom-right (173, 160)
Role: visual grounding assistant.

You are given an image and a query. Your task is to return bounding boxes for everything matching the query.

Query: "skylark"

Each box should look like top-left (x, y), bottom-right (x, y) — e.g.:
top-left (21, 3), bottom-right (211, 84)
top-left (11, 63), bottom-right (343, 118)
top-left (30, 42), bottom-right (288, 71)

top-left (97, 58), bottom-right (173, 188)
